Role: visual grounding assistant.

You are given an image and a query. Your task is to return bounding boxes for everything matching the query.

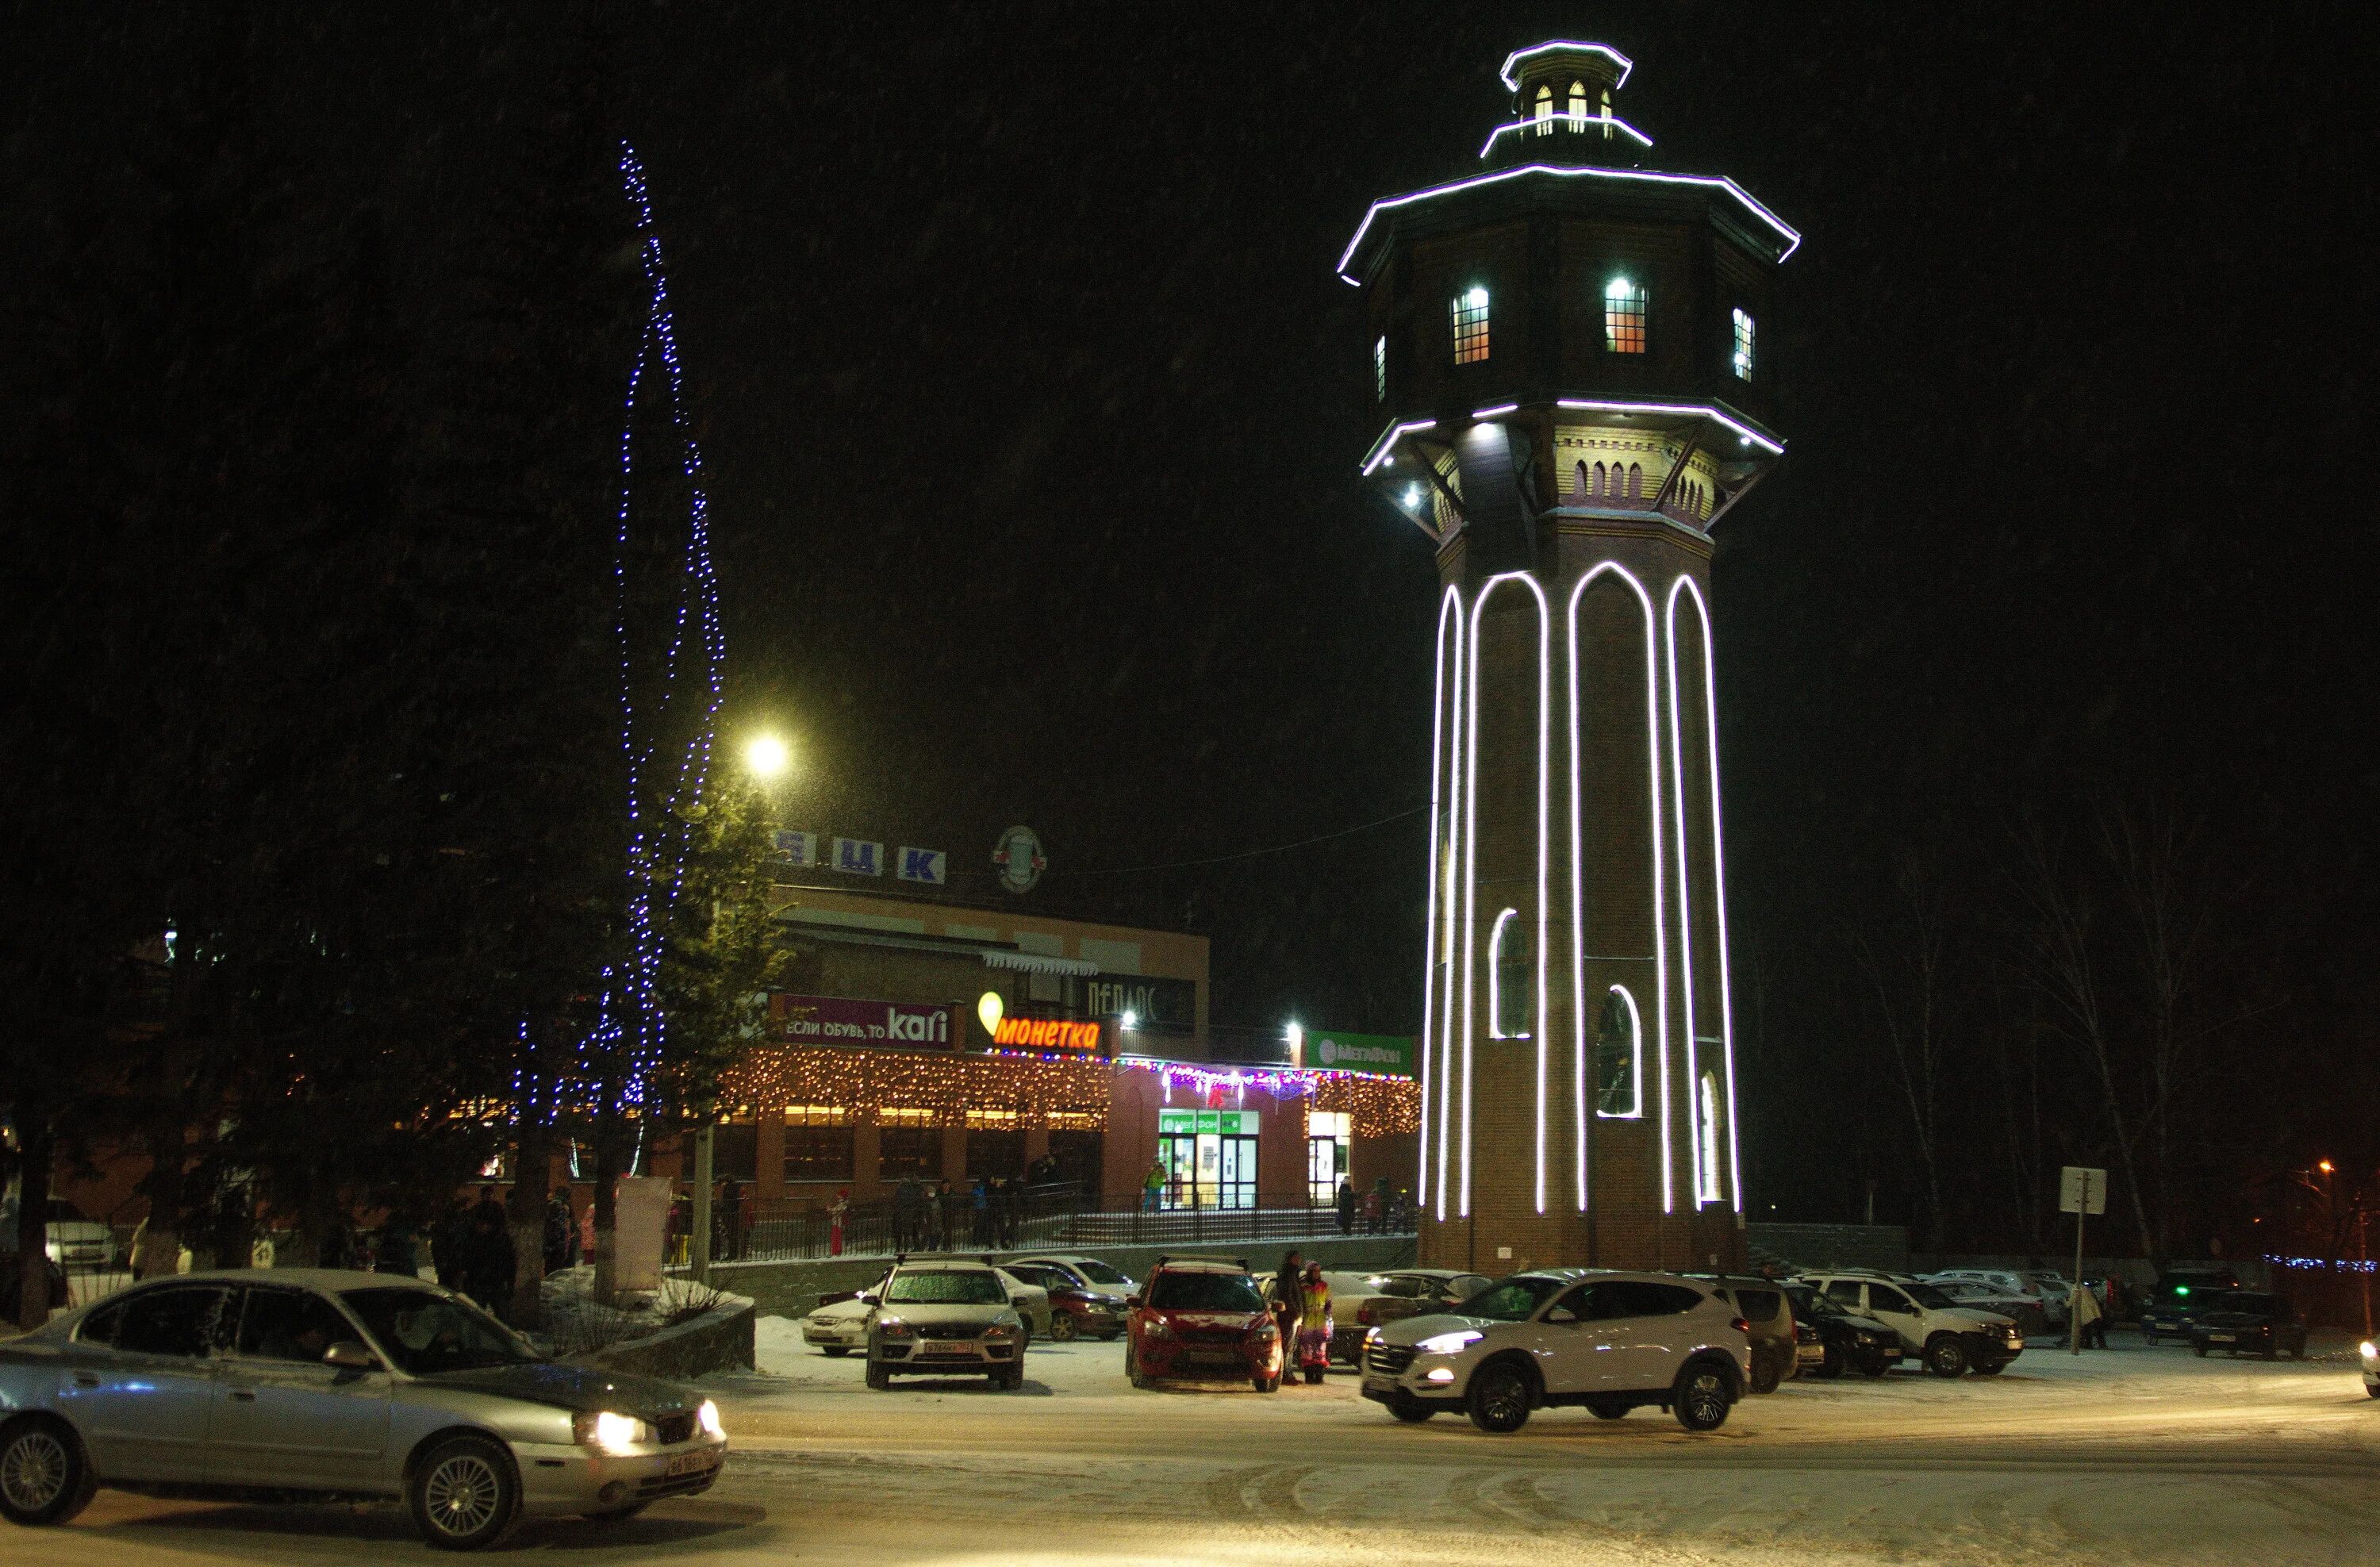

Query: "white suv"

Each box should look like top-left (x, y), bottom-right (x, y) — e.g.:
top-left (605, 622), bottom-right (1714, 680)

top-left (1359, 1269), bottom-right (1751, 1433)
top-left (1800, 1272), bottom-right (2022, 1377)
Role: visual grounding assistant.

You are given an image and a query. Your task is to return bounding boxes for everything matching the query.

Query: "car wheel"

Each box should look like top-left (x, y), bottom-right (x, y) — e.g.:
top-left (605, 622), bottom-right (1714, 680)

top-left (1587, 1400), bottom-right (1629, 1420)
top-left (1971, 1358), bottom-right (2007, 1375)
top-left (582, 1502), bottom-right (649, 1522)
top-left (1253, 1373), bottom-right (1280, 1393)
top-left (2142, 1328), bottom-right (2159, 1346)
top-left (1749, 1350), bottom-right (1783, 1395)
top-left (1050, 1312), bottom-right (1078, 1343)
top-left (992, 1366), bottom-right (1023, 1391)
top-left (2192, 1342), bottom-right (2208, 1358)
top-left (2366, 1381), bottom-right (2380, 1400)
top-left (1672, 1363), bottom-right (1733, 1431)
top-left (407, 1433), bottom-right (519, 1552)
top-left (866, 1360), bottom-right (891, 1391)
top-left (1858, 1353), bottom-right (1891, 1378)
top-left (1816, 1341), bottom-right (1845, 1380)
top-left (1386, 1395), bottom-right (1434, 1423)
top-left (0, 1416), bottom-right (94, 1527)
top-left (1018, 1327), bottom-right (1031, 1354)
top-left (822, 1346), bottom-right (850, 1358)
top-left (1924, 1335), bottom-right (1968, 1378)
top-left (1465, 1362), bottom-right (1531, 1434)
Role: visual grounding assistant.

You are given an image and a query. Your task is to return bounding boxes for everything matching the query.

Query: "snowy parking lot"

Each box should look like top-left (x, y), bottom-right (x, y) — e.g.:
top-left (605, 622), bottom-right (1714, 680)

top-left (10, 1319), bottom-right (2377, 1565)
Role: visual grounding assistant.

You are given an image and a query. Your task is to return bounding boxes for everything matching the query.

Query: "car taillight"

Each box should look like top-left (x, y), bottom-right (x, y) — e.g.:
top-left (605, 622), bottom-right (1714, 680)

top-left (1730, 1317), bottom-right (1751, 1335)
top-left (1357, 1304), bottom-right (1376, 1324)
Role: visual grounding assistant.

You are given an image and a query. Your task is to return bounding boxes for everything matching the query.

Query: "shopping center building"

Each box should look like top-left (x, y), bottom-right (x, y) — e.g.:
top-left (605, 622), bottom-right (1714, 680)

top-left (688, 872), bottom-right (1419, 1216)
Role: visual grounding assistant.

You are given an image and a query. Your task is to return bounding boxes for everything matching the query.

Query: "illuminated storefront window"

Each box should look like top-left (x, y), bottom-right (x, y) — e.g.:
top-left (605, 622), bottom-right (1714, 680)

top-left (1307, 1110), bottom-right (1351, 1205)
top-left (1731, 307), bottom-right (1756, 381)
top-left (781, 1104), bottom-right (852, 1183)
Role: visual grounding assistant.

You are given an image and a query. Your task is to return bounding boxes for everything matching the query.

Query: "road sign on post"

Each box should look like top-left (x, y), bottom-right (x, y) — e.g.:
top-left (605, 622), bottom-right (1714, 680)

top-left (2059, 1166), bottom-right (2106, 1354)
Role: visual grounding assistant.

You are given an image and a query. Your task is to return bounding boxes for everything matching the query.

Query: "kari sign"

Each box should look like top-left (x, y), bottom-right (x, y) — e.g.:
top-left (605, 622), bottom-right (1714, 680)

top-left (770, 993), bottom-right (956, 1050)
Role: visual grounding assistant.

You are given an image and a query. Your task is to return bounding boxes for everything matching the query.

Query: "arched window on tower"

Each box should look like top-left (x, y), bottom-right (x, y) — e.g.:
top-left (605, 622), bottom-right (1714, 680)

top-left (1698, 1070), bottom-right (1724, 1201)
top-left (1595, 988), bottom-right (1642, 1118)
top-left (1449, 287), bottom-right (1491, 364)
top-left (1604, 276), bottom-right (1648, 355)
top-left (1591, 460), bottom-right (1607, 496)
top-left (1488, 908), bottom-right (1531, 1039)
top-left (1534, 84), bottom-right (1554, 134)
top-left (1567, 80), bottom-right (1587, 129)
top-left (1626, 461), bottom-right (1643, 499)
top-left (1573, 460), bottom-right (1589, 499)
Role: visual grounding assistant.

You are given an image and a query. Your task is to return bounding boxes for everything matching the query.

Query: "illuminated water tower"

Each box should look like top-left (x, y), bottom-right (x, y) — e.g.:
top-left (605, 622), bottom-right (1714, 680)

top-left (1341, 41), bottom-right (1798, 1273)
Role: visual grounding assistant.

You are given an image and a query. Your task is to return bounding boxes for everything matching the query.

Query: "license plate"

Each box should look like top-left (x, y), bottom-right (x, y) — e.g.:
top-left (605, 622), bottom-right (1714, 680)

top-left (925, 1342), bottom-right (973, 1354)
top-left (2209, 1333), bottom-right (2236, 1342)
top-left (664, 1450), bottom-right (717, 1478)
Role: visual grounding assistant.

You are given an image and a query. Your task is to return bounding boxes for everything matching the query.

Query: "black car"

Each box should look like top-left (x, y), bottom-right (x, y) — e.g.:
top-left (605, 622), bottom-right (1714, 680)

top-left (2187, 1290), bottom-right (2308, 1360)
top-left (2140, 1266), bottom-right (2242, 1345)
top-left (1782, 1281), bottom-right (1903, 1378)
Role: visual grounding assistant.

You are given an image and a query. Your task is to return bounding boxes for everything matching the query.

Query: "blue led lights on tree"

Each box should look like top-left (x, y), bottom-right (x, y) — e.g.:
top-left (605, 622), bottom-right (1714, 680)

top-left (593, 141), bottom-right (725, 1110)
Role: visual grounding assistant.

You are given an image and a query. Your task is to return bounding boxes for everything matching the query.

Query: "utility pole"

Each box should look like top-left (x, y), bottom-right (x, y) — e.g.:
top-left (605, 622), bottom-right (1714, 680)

top-left (2060, 1166), bottom-right (2105, 1354)
top-left (691, 1120), bottom-right (716, 1287)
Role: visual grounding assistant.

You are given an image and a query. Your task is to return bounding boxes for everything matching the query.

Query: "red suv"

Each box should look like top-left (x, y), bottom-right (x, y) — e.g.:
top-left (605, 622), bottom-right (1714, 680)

top-left (1125, 1258), bottom-right (1282, 1392)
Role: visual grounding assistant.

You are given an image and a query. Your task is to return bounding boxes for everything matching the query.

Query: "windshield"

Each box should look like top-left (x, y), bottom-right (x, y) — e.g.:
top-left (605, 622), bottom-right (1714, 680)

top-left (885, 1270), bottom-right (1007, 1306)
top-left (1785, 1285), bottom-right (1844, 1319)
top-left (1069, 1261), bottom-right (1131, 1287)
top-left (1906, 1283), bottom-right (1958, 1310)
top-left (1456, 1276), bottom-right (1568, 1323)
top-left (1146, 1272), bottom-right (1265, 1312)
top-left (2213, 1292), bottom-right (2278, 1315)
top-left (340, 1287), bottom-right (539, 1375)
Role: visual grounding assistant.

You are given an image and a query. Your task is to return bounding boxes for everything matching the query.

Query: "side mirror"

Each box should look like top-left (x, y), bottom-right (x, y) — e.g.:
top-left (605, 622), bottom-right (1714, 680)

top-left (857, 1291), bottom-right (877, 1304)
top-left (1125, 1295), bottom-right (1144, 1310)
top-left (1545, 1308), bottom-right (1579, 1325)
top-left (323, 1341), bottom-right (378, 1371)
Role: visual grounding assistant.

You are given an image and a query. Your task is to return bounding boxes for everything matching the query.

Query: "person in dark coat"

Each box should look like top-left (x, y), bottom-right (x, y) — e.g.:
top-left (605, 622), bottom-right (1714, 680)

top-left (718, 1178), bottom-right (745, 1262)
top-left (543, 1190), bottom-right (574, 1273)
top-left (1335, 1177), bottom-right (1357, 1235)
top-left (1273, 1250), bottom-right (1306, 1346)
top-left (463, 1202), bottom-right (516, 1319)
top-left (375, 1217), bottom-right (419, 1277)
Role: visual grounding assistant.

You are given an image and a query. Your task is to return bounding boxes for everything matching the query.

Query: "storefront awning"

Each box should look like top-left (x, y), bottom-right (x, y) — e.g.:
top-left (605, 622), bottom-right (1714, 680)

top-left (982, 950), bottom-right (1100, 977)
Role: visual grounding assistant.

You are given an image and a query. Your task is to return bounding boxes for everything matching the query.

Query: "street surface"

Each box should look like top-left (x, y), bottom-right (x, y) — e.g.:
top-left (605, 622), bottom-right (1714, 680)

top-left (10, 1320), bottom-right (2376, 1565)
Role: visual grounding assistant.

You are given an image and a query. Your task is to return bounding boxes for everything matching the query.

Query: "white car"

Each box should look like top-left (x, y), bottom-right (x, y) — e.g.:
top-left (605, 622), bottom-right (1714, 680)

top-left (2360, 1338), bottom-right (2378, 1399)
top-left (1802, 1272), bottom-right (2022, 1377)
top-left (803, 1266), bottom-right (1049, 1355)
top-left (1359, 1269), bottom-right (1750, 1433)
top-left (40, 1200), bottom-right (116, 1273)
top-left (1006, 1254), bottom-right (1138, 1300)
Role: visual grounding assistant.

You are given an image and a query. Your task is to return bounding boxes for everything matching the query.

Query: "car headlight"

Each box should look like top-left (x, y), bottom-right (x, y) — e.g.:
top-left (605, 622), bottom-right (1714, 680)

top-left (2359, 1340), bottom-right (2376, 1360)
top-left (983, 1323), bottom-right (1016, 1339)
top-left (1253, 1321), bottom-right (1279, 1340)
top-left (697, 1400), bottom-right (724, 1438)
top-left (877, 1316), bottom-right (915, 1338)
top-left (1415, 1330), bottom-right (1483, 1357)
top-left (1142, 1317), bottom-right (1171, 1338)
top-left (576, 1411), bottom-right (651, 1454)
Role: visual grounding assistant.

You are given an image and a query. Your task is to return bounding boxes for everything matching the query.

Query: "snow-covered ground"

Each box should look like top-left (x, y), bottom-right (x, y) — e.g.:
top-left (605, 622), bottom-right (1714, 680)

top-left (17, 1324), bottom-right (2377, 1565)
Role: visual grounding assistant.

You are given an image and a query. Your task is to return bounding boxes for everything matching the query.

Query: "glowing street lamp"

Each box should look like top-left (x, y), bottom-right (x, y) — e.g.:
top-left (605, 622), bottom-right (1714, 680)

top-left (743, 733), bottom-right (791, 778)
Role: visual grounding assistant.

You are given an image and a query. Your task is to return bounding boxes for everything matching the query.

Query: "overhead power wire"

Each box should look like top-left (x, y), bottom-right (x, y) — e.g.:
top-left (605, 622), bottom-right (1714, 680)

top-left (1054, 805), bottom-right (1430, 878)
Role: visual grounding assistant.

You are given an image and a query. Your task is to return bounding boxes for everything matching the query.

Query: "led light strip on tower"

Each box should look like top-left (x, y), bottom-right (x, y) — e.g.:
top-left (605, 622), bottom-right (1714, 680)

top-left (1338, 163), bottom-right (1802, 284)
top-left (1670, 577), bottom-right (1745, 1209)
top-left (1362, 418), bottom-right (1439, 477)
top-left (1463, 572), bottom-right (1551, 1216)
top-left (1566, 563), bottom-right (1671, 1212)
top-left (1663, 577), bottom-right (1709, 1204)
top-left (1418, 587), bottom-right (1464, 1214)
top-left (1477, 117), bottom-right (1654, 159)
top-left (1497, 40), bottom-right (1635, 90)
top-left (1556, 399), bottom-right (1784, 456)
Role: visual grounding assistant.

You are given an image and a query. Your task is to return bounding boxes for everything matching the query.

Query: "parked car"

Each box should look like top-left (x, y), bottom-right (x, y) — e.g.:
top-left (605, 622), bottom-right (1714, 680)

top-left (1688, 1276), bottom-right (1797, 1393)
top-left (1000, 1262), bottom-right (1127, 1342)
top-left (1006, 1253), bottom-right (1139, 1301)
top-left (1359, 1269), bottom-right (1749, 1433)
top-left (2013, 1271), bottom-right (2077, 1328)
top-left (1929, 1279), bottom-right (2048, 1337)
top-left (808, 1262), bottom-right (1048, 1354)
top-left (37, 1200), bottom-right (117, 1273)
top-left (1125, 1257), bottom-right (1282, 1392)
top-left (1253, 1269), bottom-right (1382, 1367)
top-left (2141, 1266), bottom-right (2242, 1345)
top-left (2360, 1338), bottom-right (2378, 1398)
top-left (1329, 1269), bottom-right (1492, 1362)
top-left (1798, 1271), bottom-right (2022, 1377)
top-left (1781, 1281), bottom-right (1904, 1377)
top-left (0, 1269), bottom-right (724, 1550)
top-left (864, 1260), bottom-right (1027, 1390)
top-left (2187, 1291), bottom-right (2308, 1360)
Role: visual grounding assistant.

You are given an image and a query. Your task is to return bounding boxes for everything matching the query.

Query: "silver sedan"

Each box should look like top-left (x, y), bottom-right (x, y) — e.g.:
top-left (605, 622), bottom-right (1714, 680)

top-left (0, 1269), bottom-right (727, 1550)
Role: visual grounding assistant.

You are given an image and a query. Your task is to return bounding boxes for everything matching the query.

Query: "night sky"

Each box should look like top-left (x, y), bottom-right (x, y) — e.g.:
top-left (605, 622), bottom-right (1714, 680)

top-left (11, 4), bottom-right (2374, 1227)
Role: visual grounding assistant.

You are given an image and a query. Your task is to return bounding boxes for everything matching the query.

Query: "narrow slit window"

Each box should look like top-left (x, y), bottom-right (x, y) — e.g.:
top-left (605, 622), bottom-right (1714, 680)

top-left (1450, 288), bottom-right (1491, 364)
top-left (1600, 87), bottom-right (1614, 136)
top-left (1373, 334), bottom-right (1387, 401)
top-left (1604, 277), bottom-right (1648, 355)
top-left (1488, 908), bottom-right (1530, 1039)
top-left (1731, 307), bottom-right (1756, 381)
top-left (1698, 1070), bottom-right (1723, 1200)
top-left (1595, 988), bottom-right (1641, 1118)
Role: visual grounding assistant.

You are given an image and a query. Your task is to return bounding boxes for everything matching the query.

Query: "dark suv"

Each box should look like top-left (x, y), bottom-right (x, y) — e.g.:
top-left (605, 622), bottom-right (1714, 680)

top-left (1126, 1258), bottom-right (1283, 1392)
top-left (2187, 1290), bottom-right (2307, 1360)
top-left (2140, 1266), bottom-right (2241, 1346)
top-left (1783, 1281), bottom-right (1903, 1378)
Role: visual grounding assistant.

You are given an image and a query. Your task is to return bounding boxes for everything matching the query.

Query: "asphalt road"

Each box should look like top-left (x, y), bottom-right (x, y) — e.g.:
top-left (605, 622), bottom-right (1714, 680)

top-left (8, 1326), bottom-right (2376, 1565)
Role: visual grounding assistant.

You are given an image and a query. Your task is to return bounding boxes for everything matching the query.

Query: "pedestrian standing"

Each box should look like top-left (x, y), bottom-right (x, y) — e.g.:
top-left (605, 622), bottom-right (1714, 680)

top-left (1335, 1177), bottom-right (1356, 1235)
top-left (376, 1216), bottom-right (419, 1277)
top-left (543, 1190), bottom-right (573, 1274)
top-left (1273, 1250), bottom-right (1306, 1350)
top-left (2075, 1279), bottom-right (2107, 1349)
top-left (829, 1188), bottom-right (850, 1258)
top-left (893, 1175), bottom-right (922, 1252)
top-left (464, 1204), bottom-right (516, 1319)
top-left (970, 1177), bottom-right (991, 1246)
top-left (1296, 1261), bottom-right (1334, 1385)
top-left (1362, 1182), bottom-right (1384, 1235)
top-left (1142, 1158), bottom-right (1168, 1212)
top-left (720, 1178), bottom-right (746, 1262)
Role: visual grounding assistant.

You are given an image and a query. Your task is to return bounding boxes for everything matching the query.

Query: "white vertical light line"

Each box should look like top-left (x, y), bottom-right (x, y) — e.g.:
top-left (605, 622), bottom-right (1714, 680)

top-left (1464, 570), bottom-right (1549, 1217)
top-left (1610, 985), bottom-right (1645, 1118)
top-left (1569, 563), bottom-right (1668, 1212)
top-left (1529, 575), bottom-right (1551, 1217)
top-left (1440, 596), bottom-right (1465, 1219)
top-left (1566, 568), bottom-right (1588, 1211)
top-left (1486, 908), bottom-right (1519, 1038)
top-left (1418, 587), bottom-right (1461, 1213)
top-left (1675, 578), bottom-right (1745, 1210)
top-left (1664, 575), bottom-right (1704, 1206)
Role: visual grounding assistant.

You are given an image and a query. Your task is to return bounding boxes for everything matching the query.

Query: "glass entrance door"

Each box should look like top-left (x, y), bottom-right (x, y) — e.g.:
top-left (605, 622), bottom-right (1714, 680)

top-left (1215, 1135), bottom-right (1257, 1210)
top-left (1157, 1108), bottom-right (1260, 1208)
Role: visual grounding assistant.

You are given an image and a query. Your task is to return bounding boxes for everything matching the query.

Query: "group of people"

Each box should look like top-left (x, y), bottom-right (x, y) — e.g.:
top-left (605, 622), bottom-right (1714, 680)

top-left (890, 1173), bottom-right (1035, 1251)
top-left (663, 1179), bottom-right (747, 1266)
top-left (1334, 1176), bottom-right (1407, 1235)
top-left (1269, 1250), bottom-right (1335, 1384)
